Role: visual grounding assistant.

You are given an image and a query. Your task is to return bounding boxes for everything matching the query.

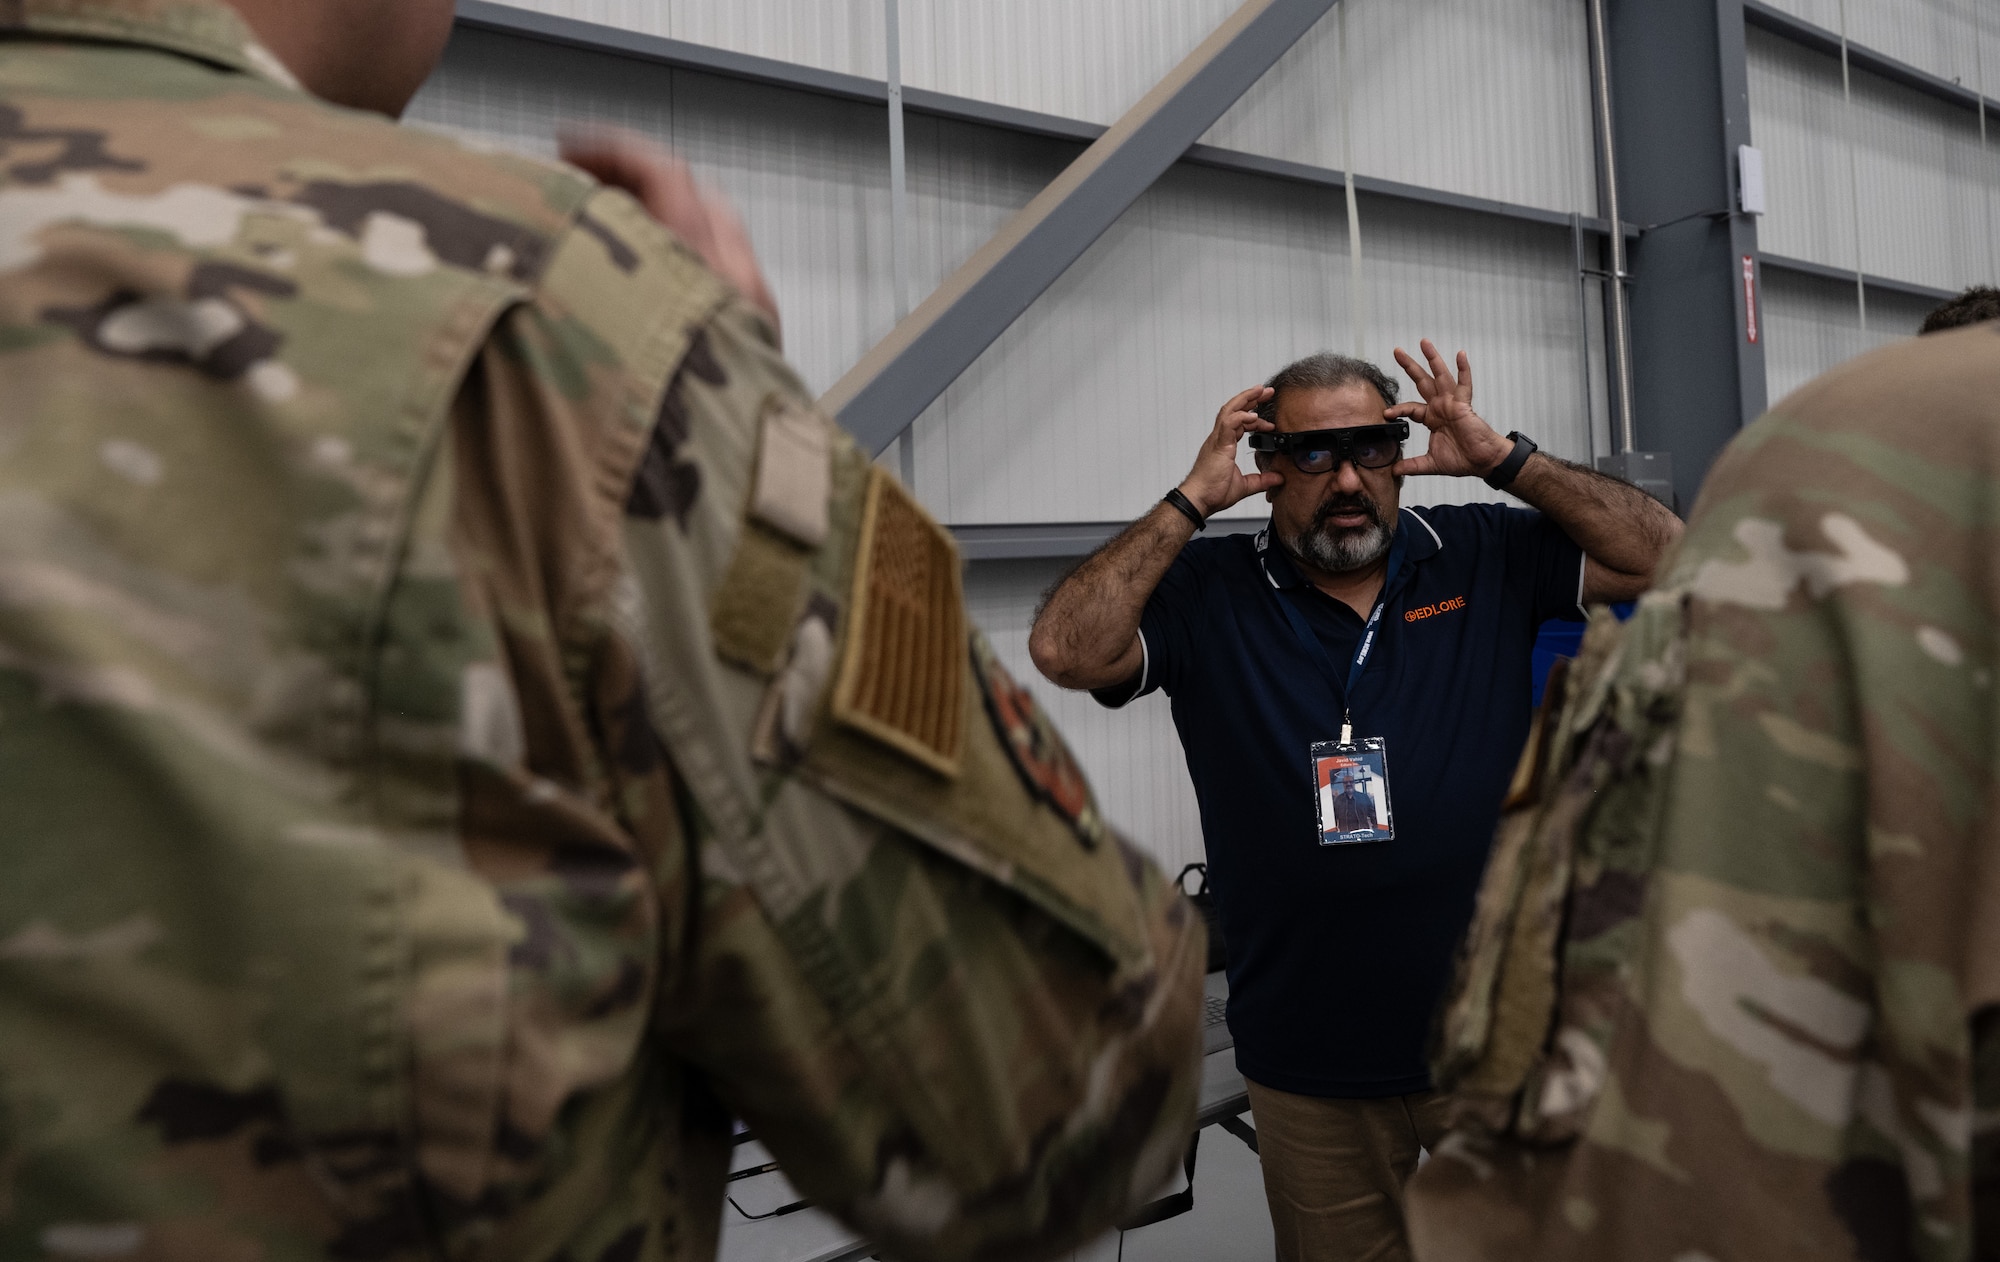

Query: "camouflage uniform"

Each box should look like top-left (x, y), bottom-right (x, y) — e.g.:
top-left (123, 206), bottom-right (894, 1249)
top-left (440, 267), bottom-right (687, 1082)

top-left (0, 5), bottom-right (1205, 1261)
top-left (1409, 323), bottom-right (2000, 1260)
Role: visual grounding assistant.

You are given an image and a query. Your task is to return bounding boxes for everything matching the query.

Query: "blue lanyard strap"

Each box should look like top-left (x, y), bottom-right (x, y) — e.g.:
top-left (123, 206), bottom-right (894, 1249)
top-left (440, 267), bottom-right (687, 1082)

top-left (1271, 533), bottom-right (1404, 729)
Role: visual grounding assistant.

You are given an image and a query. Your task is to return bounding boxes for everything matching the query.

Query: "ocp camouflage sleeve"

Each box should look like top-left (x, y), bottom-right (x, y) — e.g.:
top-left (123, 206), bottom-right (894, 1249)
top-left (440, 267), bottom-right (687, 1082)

top-left (0, 6), bottom-right (1204, 1262)
top-left (1409, 324), bottom-right (2000, 1262)
top-left (625, 296), bottom-right (1206, 1262)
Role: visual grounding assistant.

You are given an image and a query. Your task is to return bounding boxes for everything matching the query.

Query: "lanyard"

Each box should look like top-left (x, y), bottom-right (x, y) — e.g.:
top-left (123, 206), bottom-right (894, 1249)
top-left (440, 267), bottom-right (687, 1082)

top-left (1272, 534), bottom-right (1403, 743)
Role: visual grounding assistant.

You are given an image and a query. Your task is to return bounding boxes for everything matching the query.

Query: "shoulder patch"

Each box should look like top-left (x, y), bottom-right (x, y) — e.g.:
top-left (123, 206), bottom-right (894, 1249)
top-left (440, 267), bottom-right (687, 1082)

top-left (972, 632), bottom-right (1106, 851)
top-left (830, 468), bottom-right (965, 777)
top-left (750, 395), bottom-right (831, 547)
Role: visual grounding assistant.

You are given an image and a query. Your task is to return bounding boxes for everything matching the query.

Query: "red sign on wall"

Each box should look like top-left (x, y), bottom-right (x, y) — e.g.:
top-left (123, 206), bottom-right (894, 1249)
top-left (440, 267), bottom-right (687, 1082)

top-left (1743, 255), bottom-right (1759, 344)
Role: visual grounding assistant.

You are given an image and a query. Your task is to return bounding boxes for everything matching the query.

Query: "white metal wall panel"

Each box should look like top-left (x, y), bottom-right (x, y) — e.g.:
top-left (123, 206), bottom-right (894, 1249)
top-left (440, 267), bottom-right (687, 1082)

top-left (1749, 30), bottom-right (1861, 270)
top-left (416, 27), bottom-right (1608, 524)
top-left (1761, 267), bottom-right (1929, 405)
top-left (481, 0), bottom-right (1596, 215)
top-left (1751, 0), bottom-right (1841, 40)
top-left (477, 0), bottom-right (1233, 122)
top-left (964, 560), bottom-right (1207, 874)
top-left (1364, 199), bottom-right (1603, 512)
top-left (1202, 0), bottom-right (1598, 216)
top-left (478, 0), bottom-right (887, 79)
top-left (673, 1), bottom-right (886, 80)
top-left (1748, 26), bottom-right (2000, 290)
top-left (476, 0), bottom-right (1595, 220)
top-left (899, 0), bottom-right (1238, 127)
top-left (919, 163), bottom-right (1601, 525)
top-left (474, 0), bottom-right (671, 40)
top-left (1753, 0), bottom-right (1993, 92)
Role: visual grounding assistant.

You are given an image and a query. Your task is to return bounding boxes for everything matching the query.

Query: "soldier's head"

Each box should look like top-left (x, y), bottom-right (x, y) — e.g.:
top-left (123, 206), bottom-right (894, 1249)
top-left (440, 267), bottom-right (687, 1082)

top-left (1920, 285), bottom-right (2000, 335)
top-left (224, 0), bottom-right (458, 116)
top-left (1253, 352), bottom-right (1403, 577)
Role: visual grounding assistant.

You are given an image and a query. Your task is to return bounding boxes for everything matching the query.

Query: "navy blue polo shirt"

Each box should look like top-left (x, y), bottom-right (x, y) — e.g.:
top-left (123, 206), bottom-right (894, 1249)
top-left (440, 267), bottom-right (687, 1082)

top-left (1104, 504), bottom-right (1585, 1097)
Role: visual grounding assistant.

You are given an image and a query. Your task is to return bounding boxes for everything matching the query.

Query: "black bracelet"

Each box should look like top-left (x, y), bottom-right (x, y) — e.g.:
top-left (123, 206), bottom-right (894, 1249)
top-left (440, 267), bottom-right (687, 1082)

top-left (1162, 487), bottom-right (1207, 531)
top-left (1482, 432), bottom-right (1539, 491)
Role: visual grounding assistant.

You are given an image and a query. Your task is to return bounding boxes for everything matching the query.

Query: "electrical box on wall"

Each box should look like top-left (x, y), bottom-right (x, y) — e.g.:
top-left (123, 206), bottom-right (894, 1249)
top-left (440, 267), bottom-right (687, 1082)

top-left (1737, 144), bottom-right (1766, 216)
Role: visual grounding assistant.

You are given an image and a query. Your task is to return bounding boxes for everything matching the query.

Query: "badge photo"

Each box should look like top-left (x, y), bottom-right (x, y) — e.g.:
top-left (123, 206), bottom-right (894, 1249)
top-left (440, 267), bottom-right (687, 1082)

top-left (1312, 738), bottom-right (1394, 845)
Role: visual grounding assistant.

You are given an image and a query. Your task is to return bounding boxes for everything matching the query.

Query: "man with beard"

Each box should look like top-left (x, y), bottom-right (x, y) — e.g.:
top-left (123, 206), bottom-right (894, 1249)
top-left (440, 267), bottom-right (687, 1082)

top-left (1029, 344), bottom-right (1680, 1262)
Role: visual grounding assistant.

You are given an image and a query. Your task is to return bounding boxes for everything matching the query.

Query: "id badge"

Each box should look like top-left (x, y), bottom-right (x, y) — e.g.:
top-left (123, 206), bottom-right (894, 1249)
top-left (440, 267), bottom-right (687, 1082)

top-left (1312, 737), bottom-right (1395, 845)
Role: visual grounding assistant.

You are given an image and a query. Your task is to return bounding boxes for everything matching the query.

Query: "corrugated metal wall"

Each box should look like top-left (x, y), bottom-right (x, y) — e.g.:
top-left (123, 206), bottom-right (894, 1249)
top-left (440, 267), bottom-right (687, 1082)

top-left (413, 18), bottom-right (1609, 528)
top-left (1748, 25), bottom-right (1998, 292)
top-left (479, 0), bottom-right (1598, 212)
top-left (1761, 268), bottom-right (1931, 404)
top-left (1202, 0), bottom-right (1598, 215)
top-left (1752, 0), bottom-right (1998, 91)
top-left (486, 0), bottom-right (891, 78)
top-left (1746, 11), bottom-right (1998, 407)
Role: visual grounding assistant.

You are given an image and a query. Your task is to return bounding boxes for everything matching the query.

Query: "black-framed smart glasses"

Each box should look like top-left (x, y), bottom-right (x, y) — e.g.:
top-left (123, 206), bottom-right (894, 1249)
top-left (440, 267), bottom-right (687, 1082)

top-left (1248, 420), bottom-right (1408, 475)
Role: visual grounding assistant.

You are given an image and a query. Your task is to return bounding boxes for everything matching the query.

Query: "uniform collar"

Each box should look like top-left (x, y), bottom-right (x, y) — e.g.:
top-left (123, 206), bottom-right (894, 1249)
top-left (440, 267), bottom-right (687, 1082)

top-left (1255, 505), bottom-right (1442, 591)
top-left (4, 0), bottom-right (304, 90)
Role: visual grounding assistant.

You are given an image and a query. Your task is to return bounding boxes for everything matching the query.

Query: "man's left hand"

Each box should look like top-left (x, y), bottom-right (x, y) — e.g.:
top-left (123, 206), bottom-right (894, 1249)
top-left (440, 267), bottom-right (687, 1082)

top-left (1386, 340), bottom-right (1513, 479)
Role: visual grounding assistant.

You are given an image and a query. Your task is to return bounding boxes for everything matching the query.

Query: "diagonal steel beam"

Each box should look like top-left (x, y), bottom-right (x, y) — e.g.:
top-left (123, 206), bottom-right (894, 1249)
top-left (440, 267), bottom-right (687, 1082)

top-left (820, 0), bottom-right (1339, 453)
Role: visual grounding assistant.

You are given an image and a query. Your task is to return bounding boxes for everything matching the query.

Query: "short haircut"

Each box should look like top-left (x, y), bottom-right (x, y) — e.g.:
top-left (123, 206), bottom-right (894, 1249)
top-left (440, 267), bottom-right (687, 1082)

top-left (1256, 352), bottom-right (1399, 426)
top-left (1920, 285), bottom-right (2000, 335)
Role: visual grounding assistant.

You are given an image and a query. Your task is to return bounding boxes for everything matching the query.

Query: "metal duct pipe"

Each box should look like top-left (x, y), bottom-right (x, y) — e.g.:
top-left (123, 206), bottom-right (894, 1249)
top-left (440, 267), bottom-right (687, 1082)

top-left (1586, 0), bottom-right (1636, 455)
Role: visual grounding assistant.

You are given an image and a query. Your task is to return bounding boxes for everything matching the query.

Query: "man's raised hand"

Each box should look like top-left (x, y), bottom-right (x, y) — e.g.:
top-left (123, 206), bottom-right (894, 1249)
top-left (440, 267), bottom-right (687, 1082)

top-left (560, 128), bottom-right (782, 340)
top-left (1179, 385), bottom-right (1282, 517)
top-left (1386, 340), bottom-right (1513, 479)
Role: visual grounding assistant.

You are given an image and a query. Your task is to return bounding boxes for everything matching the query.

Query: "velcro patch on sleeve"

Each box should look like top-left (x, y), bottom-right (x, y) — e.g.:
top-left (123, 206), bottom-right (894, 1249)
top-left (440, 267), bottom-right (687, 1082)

top-left (750, 396), bottom-right (831, 547)
top-left (710, 522), bottom-right (809, 677)
top-left (829, 468), bottom-right (965, 778)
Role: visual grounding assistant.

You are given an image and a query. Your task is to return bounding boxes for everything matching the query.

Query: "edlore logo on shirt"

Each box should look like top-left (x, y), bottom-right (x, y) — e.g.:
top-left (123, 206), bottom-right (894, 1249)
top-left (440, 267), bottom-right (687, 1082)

top-left (1404, 596), bottom-right (1467, 623)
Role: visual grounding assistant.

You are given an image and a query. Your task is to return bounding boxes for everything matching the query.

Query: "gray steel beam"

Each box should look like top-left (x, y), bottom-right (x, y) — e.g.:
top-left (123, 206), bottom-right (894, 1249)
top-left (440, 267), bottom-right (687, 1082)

top-left (817, 0), bottom-right (1338, 452)
top-left (1605, 0), bottom-right (1767, 509)
top-left (1742, 0), bottom-right (2000, 120)
top-left (1180, 147), bottom-right (1632, 237)
top-left (1758, 251), bottom-right (1957, 302)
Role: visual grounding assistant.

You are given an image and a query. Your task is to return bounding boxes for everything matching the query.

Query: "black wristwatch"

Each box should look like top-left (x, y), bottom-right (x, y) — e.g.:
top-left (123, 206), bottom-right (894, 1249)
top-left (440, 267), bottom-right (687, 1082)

top-left (1482, 432), bottom-right (1538, 490)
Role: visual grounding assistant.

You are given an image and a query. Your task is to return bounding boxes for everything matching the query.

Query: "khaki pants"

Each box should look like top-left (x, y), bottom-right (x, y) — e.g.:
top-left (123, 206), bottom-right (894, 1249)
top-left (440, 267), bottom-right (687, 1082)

top-left (1245, 1078), bottom-right (1451, 1262)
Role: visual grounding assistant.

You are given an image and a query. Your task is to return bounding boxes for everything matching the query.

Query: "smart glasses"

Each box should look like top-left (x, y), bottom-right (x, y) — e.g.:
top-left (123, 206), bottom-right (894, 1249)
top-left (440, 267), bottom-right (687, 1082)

top-left (1248, 420), bottom-right (1408, 475)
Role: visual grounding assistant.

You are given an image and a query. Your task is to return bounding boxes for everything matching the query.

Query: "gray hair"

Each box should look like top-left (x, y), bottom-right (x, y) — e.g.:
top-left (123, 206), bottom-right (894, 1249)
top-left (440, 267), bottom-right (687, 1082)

top-left (1255, 352), bottom-right (1399, 425)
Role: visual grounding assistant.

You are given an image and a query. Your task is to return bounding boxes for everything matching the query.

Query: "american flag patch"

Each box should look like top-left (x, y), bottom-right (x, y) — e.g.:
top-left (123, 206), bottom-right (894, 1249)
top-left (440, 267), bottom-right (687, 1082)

top-left (829, 468), bottom-right (966, 778)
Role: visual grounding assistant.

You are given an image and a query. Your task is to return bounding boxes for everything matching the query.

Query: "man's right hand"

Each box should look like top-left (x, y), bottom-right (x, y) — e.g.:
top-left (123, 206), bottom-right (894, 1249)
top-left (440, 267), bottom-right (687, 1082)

top-left (560, 128), bottom-right (782, 341)
top-left (1179, 385), bottom-right (1283, 517)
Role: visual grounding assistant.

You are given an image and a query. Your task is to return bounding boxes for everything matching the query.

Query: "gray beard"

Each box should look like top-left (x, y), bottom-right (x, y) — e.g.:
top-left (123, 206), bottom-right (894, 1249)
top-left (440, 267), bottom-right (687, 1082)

top-left (1282, 513), bottom-right (1394, 575)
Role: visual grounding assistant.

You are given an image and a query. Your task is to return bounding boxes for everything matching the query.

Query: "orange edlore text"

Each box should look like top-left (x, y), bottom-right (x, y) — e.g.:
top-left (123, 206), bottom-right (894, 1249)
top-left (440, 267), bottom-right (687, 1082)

top-left (1404, 596), bottom-right (1467, 623)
